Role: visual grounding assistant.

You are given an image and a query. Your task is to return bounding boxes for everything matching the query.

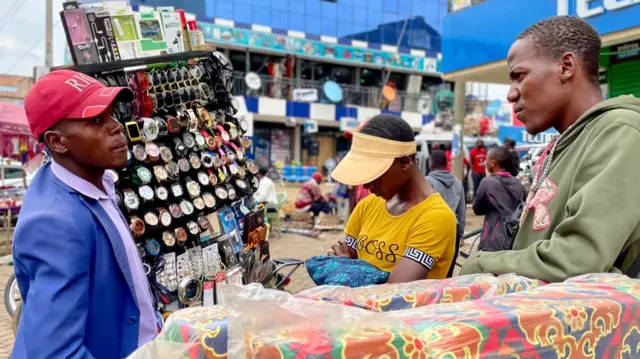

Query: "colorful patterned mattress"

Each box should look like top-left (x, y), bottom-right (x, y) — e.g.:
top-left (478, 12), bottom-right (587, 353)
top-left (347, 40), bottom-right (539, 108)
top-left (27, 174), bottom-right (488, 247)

top-left (128, 274), bottom-right (640, 359)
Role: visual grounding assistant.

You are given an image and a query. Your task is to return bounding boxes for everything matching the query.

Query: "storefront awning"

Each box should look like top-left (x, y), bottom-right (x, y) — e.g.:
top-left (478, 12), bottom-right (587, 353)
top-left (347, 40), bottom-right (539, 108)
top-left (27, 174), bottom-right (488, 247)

top-left (0, 103), bottom-right (32, 137)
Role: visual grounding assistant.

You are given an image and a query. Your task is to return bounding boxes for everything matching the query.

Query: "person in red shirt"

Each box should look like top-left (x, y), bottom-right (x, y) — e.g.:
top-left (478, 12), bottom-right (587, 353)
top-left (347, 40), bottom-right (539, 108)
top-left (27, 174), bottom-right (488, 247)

top-left (469, 139), bottom-right (487, 199)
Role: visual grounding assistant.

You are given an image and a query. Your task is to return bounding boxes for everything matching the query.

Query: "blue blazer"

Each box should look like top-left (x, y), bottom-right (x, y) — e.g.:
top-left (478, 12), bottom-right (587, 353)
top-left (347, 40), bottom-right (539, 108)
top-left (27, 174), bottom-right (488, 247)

top-left (12, 163), bottom-right (142, 359)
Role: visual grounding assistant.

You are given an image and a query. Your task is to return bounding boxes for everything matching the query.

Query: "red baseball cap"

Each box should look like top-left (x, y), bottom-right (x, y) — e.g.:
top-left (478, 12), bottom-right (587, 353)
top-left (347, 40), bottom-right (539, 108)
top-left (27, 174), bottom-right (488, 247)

top-left (24, 69), bottom-right (133, 140)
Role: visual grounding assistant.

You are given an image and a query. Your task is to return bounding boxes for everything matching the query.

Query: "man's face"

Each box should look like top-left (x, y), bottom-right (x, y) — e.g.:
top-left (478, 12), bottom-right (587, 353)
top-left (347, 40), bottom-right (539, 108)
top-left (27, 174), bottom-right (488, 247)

top-left (46, 105), bottom-right (128, 169)
top-left (363, 157), bottom-right (410, 200)
top-left (507, 38), bottom-right (568, 135)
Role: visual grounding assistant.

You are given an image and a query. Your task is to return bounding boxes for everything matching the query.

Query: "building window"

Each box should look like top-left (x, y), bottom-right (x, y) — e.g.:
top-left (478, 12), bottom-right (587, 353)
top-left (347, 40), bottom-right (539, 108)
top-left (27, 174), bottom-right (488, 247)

top-left (229, 50), bottom-right (247, 72)
top-left (0, 86), bottom-right (18, 93)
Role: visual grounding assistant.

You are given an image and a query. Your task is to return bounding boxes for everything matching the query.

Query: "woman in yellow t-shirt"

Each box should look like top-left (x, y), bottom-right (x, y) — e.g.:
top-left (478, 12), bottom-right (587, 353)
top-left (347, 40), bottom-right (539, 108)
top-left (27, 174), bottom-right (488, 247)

top-left (330, 114), bottom-right (457, 283)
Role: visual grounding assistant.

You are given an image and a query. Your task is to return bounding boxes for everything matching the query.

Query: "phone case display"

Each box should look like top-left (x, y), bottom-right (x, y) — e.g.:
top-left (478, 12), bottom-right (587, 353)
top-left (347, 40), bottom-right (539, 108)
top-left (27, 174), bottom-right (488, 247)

top-left (85, 9), bottom-right (121, 63)
top-left (134, 10), bottom-right (169, 57)
top-left (107, 5), bottom-right (142, 59)
top-left (79, 51), bottom-right (267, 313)
top-left (60, 2), bottom-right (101, 65)
top-left (158, 7), bottom-right (185, 54)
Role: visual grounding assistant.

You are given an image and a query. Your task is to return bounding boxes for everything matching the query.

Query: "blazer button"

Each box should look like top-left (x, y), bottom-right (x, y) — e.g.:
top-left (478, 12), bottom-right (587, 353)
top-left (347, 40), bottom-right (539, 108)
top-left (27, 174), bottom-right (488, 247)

top-left (128, 317), bottom-right (137, 324)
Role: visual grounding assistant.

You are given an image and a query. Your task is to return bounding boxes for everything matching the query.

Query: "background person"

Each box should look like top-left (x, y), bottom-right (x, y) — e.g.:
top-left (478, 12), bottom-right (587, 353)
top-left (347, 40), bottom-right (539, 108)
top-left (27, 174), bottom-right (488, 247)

top-left (254, 166), bottom-right (278, 209)
top-left (469, 138), bottom-right (487, 199)
top-left (473, 146), bottom-right (525, 251)
top-left (330, 114), bottom-right (456, 282)
top-left (12, 70), bottom-right (157, 359)
top-left (295, 172), bottom-right (335, 216)
top-left (503, 137), bottom-right (521, 177)
top-left (462, 16), bottom-right (640, 282)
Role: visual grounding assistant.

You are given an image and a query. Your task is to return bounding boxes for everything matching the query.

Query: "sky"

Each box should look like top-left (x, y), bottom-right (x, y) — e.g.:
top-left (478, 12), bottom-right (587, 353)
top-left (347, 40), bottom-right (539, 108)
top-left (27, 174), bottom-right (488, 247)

top-left (0, 0), bottom-right (68, 77)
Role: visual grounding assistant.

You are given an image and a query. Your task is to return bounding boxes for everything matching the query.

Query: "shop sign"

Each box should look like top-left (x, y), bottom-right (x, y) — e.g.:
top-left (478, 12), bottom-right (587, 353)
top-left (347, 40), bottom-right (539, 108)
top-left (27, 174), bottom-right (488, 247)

top-left (558, 0), bottom-right (640, 19)
top-left (611, 40), bottom-right (640, 64)
top-left (498, 125), bottom-right (557, 145)
top-left (199, 22), bottom-right (438, 73)
top-left (292, 88), bottom-right (318, 102)
top-left (303, 120), bottom-right (318, 134)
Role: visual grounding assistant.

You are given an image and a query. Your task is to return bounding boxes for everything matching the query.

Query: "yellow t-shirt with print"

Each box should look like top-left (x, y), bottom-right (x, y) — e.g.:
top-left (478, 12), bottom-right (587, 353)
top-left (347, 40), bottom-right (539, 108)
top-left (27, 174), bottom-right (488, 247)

top-left (344, 193), bottom-right (456, 279)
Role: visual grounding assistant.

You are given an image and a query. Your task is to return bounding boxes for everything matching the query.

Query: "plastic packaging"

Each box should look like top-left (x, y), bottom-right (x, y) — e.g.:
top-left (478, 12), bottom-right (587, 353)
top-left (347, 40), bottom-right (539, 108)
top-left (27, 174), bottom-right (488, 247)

top-left (297, 273), bottom-right (545, 312)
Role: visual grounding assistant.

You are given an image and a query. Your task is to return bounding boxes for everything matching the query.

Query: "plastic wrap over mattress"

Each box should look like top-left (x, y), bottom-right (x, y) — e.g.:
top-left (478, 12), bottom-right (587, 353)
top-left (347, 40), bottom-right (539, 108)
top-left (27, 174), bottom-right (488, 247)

top-left (128, 274), bottom-right (640, 359)
top-left (297, 273), bottom-right (545, 312)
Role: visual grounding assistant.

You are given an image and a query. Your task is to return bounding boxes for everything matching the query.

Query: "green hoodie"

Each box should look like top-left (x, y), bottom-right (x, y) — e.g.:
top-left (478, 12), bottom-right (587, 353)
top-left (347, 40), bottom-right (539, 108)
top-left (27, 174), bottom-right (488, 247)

top-left (461, 96), bottom-right (640, 282)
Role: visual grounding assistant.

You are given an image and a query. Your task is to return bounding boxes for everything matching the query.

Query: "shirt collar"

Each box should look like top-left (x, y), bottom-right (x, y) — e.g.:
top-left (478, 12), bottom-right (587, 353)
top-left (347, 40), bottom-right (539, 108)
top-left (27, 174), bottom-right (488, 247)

top-left (51, 161), bottom-right (113, 201)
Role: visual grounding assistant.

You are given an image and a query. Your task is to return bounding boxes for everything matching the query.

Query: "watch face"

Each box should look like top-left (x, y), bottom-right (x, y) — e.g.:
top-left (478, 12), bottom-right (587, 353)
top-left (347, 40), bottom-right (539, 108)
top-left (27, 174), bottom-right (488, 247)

top-left (156, 186), bottom-right (169, 200)
top-left (235, 178), bottom-right (248, 190)
top-left (143, 118), bottom-right (159, 141)
top-left (214, 186), bottom-right (228, 200)
top-left (187, 182), bottom-right (201, 197)
top-left (146, 143), bottom-right (160, 158)
top-left (245, 160), bottom-right (259, 174)
top-left (175, 227), bottom-right (188, 243)
top-left (227, 150), bottom-right (236, 163)
top-left (229, 163), bottom-right (239, 176)
top-left (209, 172), bottom-right (218, 185)
top-left (144, 212), bottom-right (159, 226)
top-left (137, 167), bottom-right (153, 184)
top-left (201, 153), bottom-right (213, 168)
top-left (212, 154), bottom-right (222, 168)
top-left (187, 221), bottom-right (200, 235)
top-left (202, 192), bottom-right (216, 208)
top-left (154, 166), bottom-right (168, 181)
top-left (162, 232), bottom-right (176, 247)
top-left (183, 133), bottom-right (196, 148)
top-left (220, 131), bottom-right (230, 143)
top-left (194, 132), bottom-right (206, 147)
top-left (160, 210), bottom-right (172, 227)
top-left (228, 126), bottom-right (238, 139)
top-left (165, 161), bottom-right (179, 176)
top-left (249, 175), bottom-right (260, 190)
top-left (162, 231), bottom-right (176, 246)
top-left (178, 158), bottom-right (190, 173)
top-left (227, 186), bottom-right (237, 201)
top-left (124, 191), bottom-right (140, 210)
top-left (139, 185), bottom-right (154, 201)
top-left (105, 169), bottom-right (119, 183)
top-left (146, 239), bottom-right (161, 256)
top-left (236, 149), bottom-right (245, 161)
top-left (159, 146), bottom-right (173, 162)
top-left (239, 118), bottom-right (249, 132)
top-left (197, 171), bottom-right (209, 186)
top-left (193, 197), bottom-right (205, 210)
top-left (189, 154), bottom-right (201, 169)
top-left (171, 183), bottom-right (184, 198)
top-left (237, 166), bottom-right (246, 177)
top-left (132, 145), bottom-right (147, 162)
top-left (169, 204), bottom-right (182, 218)
top-left (168, 118), bottom-right (180, 133)
top-left (180, 200), bottom-right (194, 215)
top-left (130, 217), bottom-right (145, 236)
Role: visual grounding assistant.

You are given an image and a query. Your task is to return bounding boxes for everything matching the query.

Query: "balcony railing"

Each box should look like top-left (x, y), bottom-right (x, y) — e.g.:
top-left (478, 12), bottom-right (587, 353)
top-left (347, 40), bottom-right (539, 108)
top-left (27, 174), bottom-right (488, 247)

top-left (231, 72), bottom-right (432, 114)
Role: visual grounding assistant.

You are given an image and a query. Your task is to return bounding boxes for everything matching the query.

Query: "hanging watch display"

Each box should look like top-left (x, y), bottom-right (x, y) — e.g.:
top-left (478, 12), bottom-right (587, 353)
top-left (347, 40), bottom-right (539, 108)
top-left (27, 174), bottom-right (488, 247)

top-left (173, 137), bottom-right (187, 156)
top-left (226, 183), bottom-right (237, 202)
top-left (156, 116), bottom-right (169, 137)
top-left (214, 185), bottom-right (228, 201)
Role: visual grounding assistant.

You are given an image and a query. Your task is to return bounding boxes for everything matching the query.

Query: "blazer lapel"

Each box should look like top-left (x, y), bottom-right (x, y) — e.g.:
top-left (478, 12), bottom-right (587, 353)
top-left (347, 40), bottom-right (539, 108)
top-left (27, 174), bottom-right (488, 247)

top-left (80, 197), bottom-right (139, 308)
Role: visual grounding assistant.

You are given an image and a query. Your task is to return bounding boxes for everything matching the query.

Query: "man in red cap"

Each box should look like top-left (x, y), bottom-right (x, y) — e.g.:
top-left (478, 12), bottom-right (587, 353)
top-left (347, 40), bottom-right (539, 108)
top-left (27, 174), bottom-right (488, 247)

top-left (12, 70), bottom-right (157, 359)
top-left (295, 172), bottom-right (335, 216)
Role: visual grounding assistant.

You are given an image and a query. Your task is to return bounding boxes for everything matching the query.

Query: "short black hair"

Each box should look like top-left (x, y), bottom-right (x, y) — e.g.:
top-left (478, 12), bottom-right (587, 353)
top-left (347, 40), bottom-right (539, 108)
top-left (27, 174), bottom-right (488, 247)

top-left (359, 114), bottom-right (414, 142)
top-left (489, 146), bottom-right (516, 172)
top-left (517, 16), bottom-right (601, 86)
top-left (504, 137), bottom-right (516, 149)
top-left (258, 166), bottom-right (269, 176)
top-left (429, 149), bottom-right (447, 169)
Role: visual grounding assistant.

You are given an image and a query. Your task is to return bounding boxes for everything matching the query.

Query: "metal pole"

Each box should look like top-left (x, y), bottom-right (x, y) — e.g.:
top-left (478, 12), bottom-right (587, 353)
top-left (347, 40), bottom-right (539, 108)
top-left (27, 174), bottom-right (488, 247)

top-left (377, 18), bottom-right (410, 106)
top-left (45, 0), bottom-right (53, 69)
top-left (452, 81), bottom-right (466, 181)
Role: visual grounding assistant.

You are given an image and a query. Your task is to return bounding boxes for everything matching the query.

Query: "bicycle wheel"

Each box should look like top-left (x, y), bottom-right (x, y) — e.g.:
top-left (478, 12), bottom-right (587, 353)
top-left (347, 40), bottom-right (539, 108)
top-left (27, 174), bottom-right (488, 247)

top-left (4, 274), bottom-right (20, 318)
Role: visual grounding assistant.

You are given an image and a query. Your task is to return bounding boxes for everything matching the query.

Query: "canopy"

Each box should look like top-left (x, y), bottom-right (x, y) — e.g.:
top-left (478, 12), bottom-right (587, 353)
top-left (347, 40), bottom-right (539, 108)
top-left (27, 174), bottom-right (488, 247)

top-left (0, 103), bottom-right (32, 137)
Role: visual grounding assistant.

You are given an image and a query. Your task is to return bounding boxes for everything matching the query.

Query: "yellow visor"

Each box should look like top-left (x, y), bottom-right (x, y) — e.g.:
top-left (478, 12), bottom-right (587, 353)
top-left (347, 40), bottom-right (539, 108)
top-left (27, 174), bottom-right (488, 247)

top-left (331, 131), bottom-right (416, 186)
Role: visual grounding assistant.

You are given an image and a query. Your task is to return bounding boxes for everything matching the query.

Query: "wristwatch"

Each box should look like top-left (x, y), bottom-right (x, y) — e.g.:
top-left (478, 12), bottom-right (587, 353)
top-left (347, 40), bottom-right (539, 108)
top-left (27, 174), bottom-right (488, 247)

top-left (177, 158), bottom-right (191, 173)
top-left (169, 203), bottom-right (182, 219)
top-left (217, 148), bottom-right (228, 167)
top-left (182, 132), bottom-right (196, 149)
top-left (187, 221), bottom-right (200, 236)
top-left (186, 109), bottom-right (199, 133)
top-left (138, 185), bottom-right (155, 203)
top-left (217, 167), bottom-right (227, 183)
top-left (224, 145), bottom-right (236, 162)
top-left (248, 175), bottom-right (260, 192)
top-left (115, 189), bottom-right (123, 207)
top-left (228, 162), bottom-right (239, 177)
top-left (234, 178), bottom-right (249, 193)
top-left (165, 161), bottom-right (180, 180)
top-left (153, 165), bottom-right (169, 183)
top-left (162, 231), bottom-right (176, 247)
top-left (194, 131), bottom-right (206, 148)
top-left (245, 159), bottom-right (259, 175)
top-left (143, 211), bottom-right (159, 227)
top-left (167, 116), bottom-right (181, 134)
top-left (207, 169), bottom-right (218, 186)
top-left (196, 171), bottom-right (209, 186)
top-left (159, 146), bottom-right (173, 163)
top-left (197, 215), bottom-right (209, 230)
top-left (129, 216), bottom-right (145, 237)
top-left (173, 137), bottom-right (187, 157)
top-left (123, 189), bottom-right (140, 213)
top-left (156, 186), bottom-right (169, 201)
top-left (175, 227), bottom-right (188, 245)
top-left (189, 152), bottom-right (201, 170)
top-left (142, 117), bottom-right (160, 141)
top-left (132, 166), bottom-right (153, 185)
top-left (200, 129), bottom-right (216, 150)
top-left (132, 144), bottom-right (147, 162)
top-left (158, 207), bottom-right (172, 227)
top-left (199, 107), bottom-right (213, 128)
top-left (145, 239), bottom-right (162, 257)
top-left (125, 121), bottom-right (142, 142)
top-left (170, 182), bottom-right (184, 198)
top-left (201, 152), bottom-right (214, 168)
top-left (145, 142), bottom-right (160, 163)
top-left (202, 192), bottom-right (216, 209)
top-left (224, 122), bottom-right (238, 140)
top-left (180, 199), bottom-right (195, 216)
top-left (177, 107), bottom-right (190, 128)
top-left (226, 183), bottom-right (237, 202)
top-left (228, 142), bottom-right (244, 161)
top-left (155, 116), bottom-right (169, 137)
top-left (185, 177), bottom-right (201, 198)
top-left (214, 185), bottom-right (228, 201)
top-left (193, 197), bottom-right (205, 211)
top-left (215, 125), bottom-right (230, 143)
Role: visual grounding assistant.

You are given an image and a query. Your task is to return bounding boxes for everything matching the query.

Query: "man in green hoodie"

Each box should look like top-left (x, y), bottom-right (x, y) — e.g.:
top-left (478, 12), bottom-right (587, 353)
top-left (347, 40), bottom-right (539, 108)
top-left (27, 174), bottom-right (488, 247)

top-left (461, 16), bottom-right (640, 283)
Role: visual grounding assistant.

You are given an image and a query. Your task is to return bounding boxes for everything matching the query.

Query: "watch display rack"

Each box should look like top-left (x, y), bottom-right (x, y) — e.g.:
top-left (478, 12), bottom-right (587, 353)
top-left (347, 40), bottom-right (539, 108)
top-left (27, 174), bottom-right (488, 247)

top-left (71, 50), bottom-right (268, 312)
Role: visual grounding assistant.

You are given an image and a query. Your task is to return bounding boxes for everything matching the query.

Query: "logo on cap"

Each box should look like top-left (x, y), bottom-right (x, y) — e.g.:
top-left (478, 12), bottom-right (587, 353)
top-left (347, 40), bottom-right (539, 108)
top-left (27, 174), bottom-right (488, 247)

top-left (64, 72), bottom-right (98, 92)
